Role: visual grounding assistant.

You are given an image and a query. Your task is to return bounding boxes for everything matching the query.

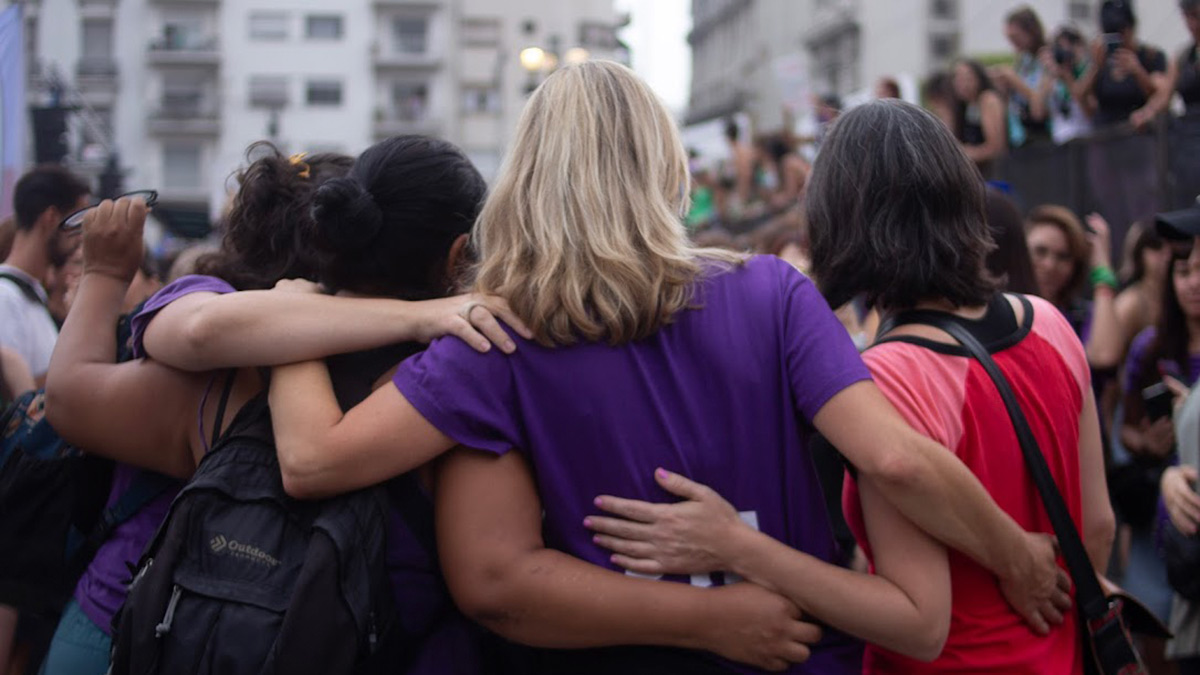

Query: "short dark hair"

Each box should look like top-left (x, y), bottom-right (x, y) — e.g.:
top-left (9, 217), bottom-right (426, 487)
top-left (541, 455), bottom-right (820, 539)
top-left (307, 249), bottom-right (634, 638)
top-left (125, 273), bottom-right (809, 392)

top-left (807, 99), bottom-right (996, 311)
top-left (196, 143), bottom-right (353, 290)
top-left (310, 135), bottom-right (486, 299)
top-left (12, 165), bottom-right (90, 231)
top-left (1006, 6), bottom-right (1047, 52)
top-left (877, 77), bottom-right (902, 99)
top-left (984, 188), bottom-right (1038, 295)
top-left (724, 119), bottom-right (739, 142)
top-left (1181, 0), bottom-right (1200, 12)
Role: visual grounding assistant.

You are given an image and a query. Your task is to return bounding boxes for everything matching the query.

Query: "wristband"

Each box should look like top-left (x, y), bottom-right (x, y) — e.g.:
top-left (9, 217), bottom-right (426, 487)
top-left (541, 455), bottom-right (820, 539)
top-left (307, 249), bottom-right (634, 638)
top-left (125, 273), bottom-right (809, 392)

top-left (1090, 265), bottom-right (1119, 290)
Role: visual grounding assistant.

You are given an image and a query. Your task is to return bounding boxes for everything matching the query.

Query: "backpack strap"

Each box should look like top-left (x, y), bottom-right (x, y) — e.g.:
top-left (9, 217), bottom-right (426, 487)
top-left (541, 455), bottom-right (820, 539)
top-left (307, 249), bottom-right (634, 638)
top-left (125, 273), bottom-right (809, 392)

top-left (884, 306), bottom-right (1110, 623)
top-left (198, 369), bottom-right (239, 454)
top-left (0, 271), bottom-right (47, 308)
top-left (386, 473), bottom-right (437, 563)
top-left (67, 471), bottom-right (177, 564)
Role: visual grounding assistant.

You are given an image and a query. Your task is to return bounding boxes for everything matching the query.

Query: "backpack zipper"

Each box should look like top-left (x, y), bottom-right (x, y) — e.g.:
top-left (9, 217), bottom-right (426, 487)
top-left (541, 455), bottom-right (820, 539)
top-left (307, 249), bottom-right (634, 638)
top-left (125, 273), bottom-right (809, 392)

top-left (368, 610), bottom-right (378, 654)
top-left (155, 585), bottom-right (183, 638)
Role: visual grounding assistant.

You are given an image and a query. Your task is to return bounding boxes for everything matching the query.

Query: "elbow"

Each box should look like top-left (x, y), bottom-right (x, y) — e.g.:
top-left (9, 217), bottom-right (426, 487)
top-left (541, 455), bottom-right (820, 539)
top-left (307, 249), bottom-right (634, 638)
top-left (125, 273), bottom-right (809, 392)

top-left (278, 443), bottom-right (334, 500)
top-left (1085, 346), bottom-right (1121, 371)
top-left (446, 559), bottom-right (527, 640)
top-left (910, 618), bottom-right (950, 662)
top-left (1086, 505), bottom-right (1117, 564)
top-left (859, 438), bottom-right (925, 493)
top-left (168, 307), bottom-right (225, 371)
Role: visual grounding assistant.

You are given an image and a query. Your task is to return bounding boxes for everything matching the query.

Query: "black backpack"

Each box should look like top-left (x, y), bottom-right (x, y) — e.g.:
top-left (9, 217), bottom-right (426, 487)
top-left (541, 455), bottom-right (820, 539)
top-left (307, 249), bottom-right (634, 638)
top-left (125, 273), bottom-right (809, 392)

top-left (0, 309), bottom-right (174, 615)
top-left (110, 371), bottom-right (403, 675)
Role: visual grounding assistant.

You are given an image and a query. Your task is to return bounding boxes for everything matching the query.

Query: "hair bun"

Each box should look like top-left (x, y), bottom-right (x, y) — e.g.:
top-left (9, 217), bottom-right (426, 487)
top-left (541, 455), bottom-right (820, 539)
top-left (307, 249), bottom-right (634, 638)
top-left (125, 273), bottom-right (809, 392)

top-left (311, 177), bottom-right (383, 252)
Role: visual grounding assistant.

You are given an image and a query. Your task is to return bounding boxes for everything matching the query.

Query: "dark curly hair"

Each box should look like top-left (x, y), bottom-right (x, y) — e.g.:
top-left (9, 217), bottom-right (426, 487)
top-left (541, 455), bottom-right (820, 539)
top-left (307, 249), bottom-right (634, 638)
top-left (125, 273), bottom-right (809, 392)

top-left (309, 135), bottom-right (486, 299)
top-left (196, 143), bottom-right (353, 290)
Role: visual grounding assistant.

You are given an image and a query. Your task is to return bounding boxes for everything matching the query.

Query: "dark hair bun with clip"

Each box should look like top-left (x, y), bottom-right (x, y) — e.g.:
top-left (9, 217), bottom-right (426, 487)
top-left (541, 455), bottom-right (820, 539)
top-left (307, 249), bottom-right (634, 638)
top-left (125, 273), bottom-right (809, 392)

top-left (311, 177), bottom-right (383, 252)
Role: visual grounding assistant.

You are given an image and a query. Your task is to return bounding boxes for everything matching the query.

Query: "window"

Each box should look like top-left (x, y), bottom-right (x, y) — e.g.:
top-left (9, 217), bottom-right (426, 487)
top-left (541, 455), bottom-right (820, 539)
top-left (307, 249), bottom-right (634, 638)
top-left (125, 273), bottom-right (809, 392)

top-left (249, 75), bottom-right (289, 107)
top-left (579, 21), bottom-right (617, 50)
top-left (82, 107), bottom-right (112, 149)
top-left (163, 143), bottom-right (202, 189)
top-left (930, 33), bottom-right (960, 60)
top-left (390, 82), bottom-right (428, 121)
top-left (392, 17), bottom-right (428, 54)
top-left (1068, 1), bottom-right (1091, 21)
top-left (249, 12), bottom-right (288, 41)
top-left (306, 15), bottom-right (343, 40)
top-left (930, 0), bottom-right (958, 20)
top-left (162, 21), bottom-right (208, 50)
top-left (460, 19), bottom-right (500, 46)
top-left (82, 19), bottom-right (114, 60)
top-left (306, 80), bottom-right (343, 106)
top-left (461, 86), bottom-right (499, 115)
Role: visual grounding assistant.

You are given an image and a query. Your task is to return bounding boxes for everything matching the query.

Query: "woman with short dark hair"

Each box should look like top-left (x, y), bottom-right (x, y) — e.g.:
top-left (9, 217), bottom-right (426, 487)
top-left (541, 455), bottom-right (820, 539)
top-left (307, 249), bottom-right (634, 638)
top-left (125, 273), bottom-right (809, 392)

top-left (589, 99), bottom-right (1113, 673)
top-left (951, 60), bottom-right (1008, 176)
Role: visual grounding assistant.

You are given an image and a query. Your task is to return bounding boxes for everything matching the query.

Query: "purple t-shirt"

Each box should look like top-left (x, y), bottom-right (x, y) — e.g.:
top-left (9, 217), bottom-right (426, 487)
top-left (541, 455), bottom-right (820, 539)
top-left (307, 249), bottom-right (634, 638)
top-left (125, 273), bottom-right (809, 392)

top-left (1124, 327), bottom-right (1200, 392)
top-left (122, 274), bottom-right (479, 673)
top-left (394, 255), bottom-right (872, 674)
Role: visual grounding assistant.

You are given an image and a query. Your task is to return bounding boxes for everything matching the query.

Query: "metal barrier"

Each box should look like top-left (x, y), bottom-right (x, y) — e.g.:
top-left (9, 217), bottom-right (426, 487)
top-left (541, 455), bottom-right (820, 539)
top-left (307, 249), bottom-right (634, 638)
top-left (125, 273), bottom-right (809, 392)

top-left (996, 112), bottom-right (1200, 259)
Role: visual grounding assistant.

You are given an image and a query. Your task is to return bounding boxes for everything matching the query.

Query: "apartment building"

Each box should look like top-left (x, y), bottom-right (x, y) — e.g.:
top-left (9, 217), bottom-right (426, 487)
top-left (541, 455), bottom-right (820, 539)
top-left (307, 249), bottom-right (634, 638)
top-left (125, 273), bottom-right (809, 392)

top-left (15, 0), bottom-right (623, 236)
top-left (688, 0), bottom-right (1189, 132)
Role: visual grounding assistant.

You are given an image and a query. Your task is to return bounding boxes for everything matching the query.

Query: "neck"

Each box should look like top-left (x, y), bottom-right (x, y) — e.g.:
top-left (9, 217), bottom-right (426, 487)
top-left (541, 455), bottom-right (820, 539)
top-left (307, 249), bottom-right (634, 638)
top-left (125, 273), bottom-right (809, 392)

top-left (1189, 318), bottom-right (1200, 352)
top-left (909, 298), bottom-right (989, 319)
top-left (2, 233), bottom-right (49, 283)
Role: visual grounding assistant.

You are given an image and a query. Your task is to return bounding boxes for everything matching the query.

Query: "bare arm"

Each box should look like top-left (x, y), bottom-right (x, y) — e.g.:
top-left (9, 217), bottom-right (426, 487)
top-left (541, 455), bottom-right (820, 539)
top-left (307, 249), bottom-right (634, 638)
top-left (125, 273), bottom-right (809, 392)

top-left (1078, 392), bottom-right (1117, 569)
top-left (814, 382), bottom-right (1070, 633)
top-left (44, 199), bottom-right (199, 479)
top-left (1082, 215), bottom-right (1123, 370)
top-left (269, 359), bottom-right (456, 498)
top-left (142, 289), bottom-right (528, 372)
top-left (0, 346), bottom-right (33, 399)
top-left (437, 448), bottom-right (819, 671)
top-left (962, 93), bottom-right (1007, 164)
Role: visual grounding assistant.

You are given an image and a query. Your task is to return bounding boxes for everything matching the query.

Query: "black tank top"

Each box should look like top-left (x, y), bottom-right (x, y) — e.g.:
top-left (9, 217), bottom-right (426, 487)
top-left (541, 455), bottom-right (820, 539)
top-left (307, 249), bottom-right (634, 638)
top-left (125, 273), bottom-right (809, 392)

top-left (1178, 44), bottom-right (1200, 111)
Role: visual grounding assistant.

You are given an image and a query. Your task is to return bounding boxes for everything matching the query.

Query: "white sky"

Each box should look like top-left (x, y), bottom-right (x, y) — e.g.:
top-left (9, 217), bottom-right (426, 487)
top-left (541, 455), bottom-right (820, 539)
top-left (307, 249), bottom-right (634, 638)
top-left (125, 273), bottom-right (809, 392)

top-left (613, 0), bottom-right (691, 117)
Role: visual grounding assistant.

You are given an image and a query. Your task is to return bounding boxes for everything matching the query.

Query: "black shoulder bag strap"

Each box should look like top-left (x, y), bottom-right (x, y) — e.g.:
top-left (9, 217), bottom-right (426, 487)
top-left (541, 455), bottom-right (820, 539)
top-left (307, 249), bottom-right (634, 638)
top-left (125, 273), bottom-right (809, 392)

top-left (0, 271), bottom-right (46, 307)
top-left (884, 310), bottom-right (1109, 621)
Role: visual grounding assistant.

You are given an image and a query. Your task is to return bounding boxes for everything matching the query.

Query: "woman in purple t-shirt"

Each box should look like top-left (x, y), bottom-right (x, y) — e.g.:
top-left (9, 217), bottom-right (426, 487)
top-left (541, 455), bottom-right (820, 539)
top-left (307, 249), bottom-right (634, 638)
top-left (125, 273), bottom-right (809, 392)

top-left (263, 62), bottom-right (1071, 674)
top-left (42, 144), bottom-right (521, 675)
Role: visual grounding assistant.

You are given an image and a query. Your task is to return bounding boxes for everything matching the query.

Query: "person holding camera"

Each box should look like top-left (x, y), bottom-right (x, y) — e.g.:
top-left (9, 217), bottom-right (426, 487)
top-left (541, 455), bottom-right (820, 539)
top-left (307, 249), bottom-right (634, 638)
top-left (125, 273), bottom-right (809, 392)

top-left (1150, 202), bottom-right (1200, 672)
top-left (1038, 26), bottom-right (1094, 145)
top-left (992, 7), bottom-right (1051, 147)
top-left (1079, 0), bottom-right (1169, 260)
top-left (1143, 1), bottom-right (1200, 209)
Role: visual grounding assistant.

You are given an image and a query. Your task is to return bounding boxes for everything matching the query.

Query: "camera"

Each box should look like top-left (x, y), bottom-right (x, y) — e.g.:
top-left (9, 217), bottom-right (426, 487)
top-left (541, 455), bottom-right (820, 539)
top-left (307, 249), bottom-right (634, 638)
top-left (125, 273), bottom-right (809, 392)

top-left (1100, 0), bottom-right (1134, 35)
top-left (1053, 45), bottom-right (1075, 65)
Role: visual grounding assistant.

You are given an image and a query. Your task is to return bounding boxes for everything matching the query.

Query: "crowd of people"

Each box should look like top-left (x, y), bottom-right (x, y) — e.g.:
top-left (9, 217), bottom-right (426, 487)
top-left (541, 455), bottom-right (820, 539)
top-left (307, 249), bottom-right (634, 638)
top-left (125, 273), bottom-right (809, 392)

top-left (0, 2), bottom-right (1197, 675)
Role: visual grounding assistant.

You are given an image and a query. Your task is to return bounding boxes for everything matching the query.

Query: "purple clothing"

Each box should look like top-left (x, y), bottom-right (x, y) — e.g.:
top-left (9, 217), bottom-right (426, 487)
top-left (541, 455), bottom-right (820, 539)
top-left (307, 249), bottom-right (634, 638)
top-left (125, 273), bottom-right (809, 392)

top-left (1124, 328), bottom-right (1200, 392)
top-left (73, 467), bottom-right (179, 635)
top-left (394, 255), bottom-right (871, 674)
top-left (69, 277), bottom-right (233, 634)
top-left (126, 274), bottom-right (475, 674)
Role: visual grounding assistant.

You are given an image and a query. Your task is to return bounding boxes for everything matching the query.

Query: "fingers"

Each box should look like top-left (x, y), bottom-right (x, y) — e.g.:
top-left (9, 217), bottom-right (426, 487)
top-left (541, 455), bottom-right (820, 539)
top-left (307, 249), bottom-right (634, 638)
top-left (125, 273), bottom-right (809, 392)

top-left (1039, 601), bottom-right (1065, 627)
top-left (778, 641), bottom-right (812, 666)
top-left (789, 619), bottom-right (823, 646)
top-left (464, 304), bottom-right (517, 354)
top-left (593, 495), bottom-right (665, 523)
top-left (448, 317), bottom-right (496, 354)
top-left (608, 553), bottom-right (664, 576)
top-left (590, 533), bottom-right (658, 560)
top-left (1183, 466), bottom-right (1199, 483)
top-left (1023, 608), bottom-right (1051, 636)
top-left (654, 467), bottom-right (713, 501)
top-left (1164, 375), bottom-right (1190, 399)
top-left (486, 300), bottom-right (534, 340)
top-left (584, 515), bottom-right (653, 542)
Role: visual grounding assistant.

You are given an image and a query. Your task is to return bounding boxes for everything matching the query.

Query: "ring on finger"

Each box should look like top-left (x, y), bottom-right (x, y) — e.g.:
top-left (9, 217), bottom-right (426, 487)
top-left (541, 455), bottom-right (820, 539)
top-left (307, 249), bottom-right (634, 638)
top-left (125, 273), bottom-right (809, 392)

top-left (458, 301), bottom-right (484, 322)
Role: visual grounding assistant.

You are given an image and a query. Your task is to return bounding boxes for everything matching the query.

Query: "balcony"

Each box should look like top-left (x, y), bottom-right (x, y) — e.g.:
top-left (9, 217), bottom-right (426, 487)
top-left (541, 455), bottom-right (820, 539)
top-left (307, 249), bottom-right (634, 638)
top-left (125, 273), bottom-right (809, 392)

top-left (373, 112), bottom-right (440, 139)
top-left (147, 38), bottom-right (220, 67)
top-left (373, 0), bottom-right (441, 8)
top-left (76, 58), bottom-right (119, 91)
top-left (148, 97), bottom-right (221, 136)
top-left (371, 44), bottom-right (441, 72)
top-left (78, 0), bottom-right (117, 19)
top-left (804, 3), bottom-right (860, 46)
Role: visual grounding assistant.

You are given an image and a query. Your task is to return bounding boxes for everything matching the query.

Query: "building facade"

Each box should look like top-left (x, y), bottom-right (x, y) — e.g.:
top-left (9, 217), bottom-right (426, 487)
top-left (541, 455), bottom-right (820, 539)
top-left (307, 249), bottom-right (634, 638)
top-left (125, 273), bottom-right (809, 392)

top-left (15, 0), bottom-right (623, 236)
top-left (688, 0), bottom-right (1190, 132)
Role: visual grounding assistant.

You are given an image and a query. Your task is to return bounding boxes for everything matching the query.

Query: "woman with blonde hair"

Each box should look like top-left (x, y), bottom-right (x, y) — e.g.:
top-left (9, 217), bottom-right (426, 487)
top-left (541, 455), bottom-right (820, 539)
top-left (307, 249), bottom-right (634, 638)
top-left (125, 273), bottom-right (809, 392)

top-left (262, 61), bottom-right (1068, 673)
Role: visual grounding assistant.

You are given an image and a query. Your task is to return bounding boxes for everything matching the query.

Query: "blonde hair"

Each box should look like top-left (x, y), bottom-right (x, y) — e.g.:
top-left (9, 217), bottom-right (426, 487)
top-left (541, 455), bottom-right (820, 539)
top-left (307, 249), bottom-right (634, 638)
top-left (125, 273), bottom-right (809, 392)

top-left (472, 60), bottom-right (743, 346)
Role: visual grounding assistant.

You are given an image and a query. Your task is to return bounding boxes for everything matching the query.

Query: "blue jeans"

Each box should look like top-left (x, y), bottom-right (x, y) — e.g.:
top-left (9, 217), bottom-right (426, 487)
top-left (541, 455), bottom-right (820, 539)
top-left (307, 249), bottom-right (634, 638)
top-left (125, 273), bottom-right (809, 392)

top-left (39, 599), bottom-right (110, 675)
